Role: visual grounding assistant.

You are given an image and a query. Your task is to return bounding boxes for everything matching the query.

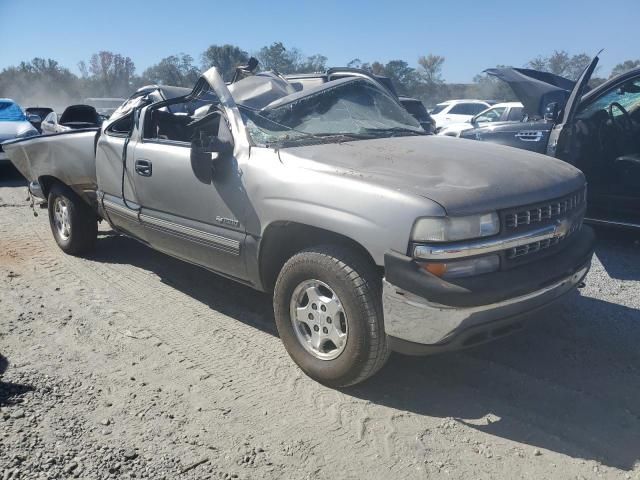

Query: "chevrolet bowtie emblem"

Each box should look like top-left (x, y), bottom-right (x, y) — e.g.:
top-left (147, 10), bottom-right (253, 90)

top-left (554, 218), bottom-right (571, 238)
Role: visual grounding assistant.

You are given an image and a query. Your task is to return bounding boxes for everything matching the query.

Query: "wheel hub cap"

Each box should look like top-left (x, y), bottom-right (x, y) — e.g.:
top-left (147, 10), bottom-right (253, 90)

top-left (53, 197), bottom-right (71, 240)
top-left (290, 279), bottom-right (348, 360)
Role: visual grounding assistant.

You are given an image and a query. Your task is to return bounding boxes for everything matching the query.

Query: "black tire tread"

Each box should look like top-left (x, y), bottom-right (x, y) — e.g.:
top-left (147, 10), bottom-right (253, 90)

top-left (48, 183), bottom-right (97, 256)
top-left (274, 244), bottom-right (389, 387)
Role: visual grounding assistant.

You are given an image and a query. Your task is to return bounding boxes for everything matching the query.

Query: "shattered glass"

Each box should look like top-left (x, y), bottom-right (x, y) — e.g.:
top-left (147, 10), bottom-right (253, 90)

top-left (240, 78), bottom-right (424, 147)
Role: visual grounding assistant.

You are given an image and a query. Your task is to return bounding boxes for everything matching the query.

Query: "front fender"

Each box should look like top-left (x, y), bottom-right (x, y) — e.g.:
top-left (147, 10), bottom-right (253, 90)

top-left (244, 148), bottom-right (445, 265)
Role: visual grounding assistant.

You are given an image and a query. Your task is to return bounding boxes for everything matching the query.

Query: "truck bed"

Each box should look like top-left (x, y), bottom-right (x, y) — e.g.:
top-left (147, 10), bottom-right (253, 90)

top-left (2, 128), bottom-right (99, 202)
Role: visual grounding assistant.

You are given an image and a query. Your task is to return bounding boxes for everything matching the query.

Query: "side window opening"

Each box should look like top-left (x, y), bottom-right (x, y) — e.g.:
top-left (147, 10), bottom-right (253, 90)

top-left (449, 104), bottom-right (468, 115)
top-left (507, 107), bottom-right (524, 121)
top-left (143, 89), bottom-right (221, 144)
top-left (468, 104), bottom-right (488, 115)
top-left (106, 114), bottom-right (133, 136)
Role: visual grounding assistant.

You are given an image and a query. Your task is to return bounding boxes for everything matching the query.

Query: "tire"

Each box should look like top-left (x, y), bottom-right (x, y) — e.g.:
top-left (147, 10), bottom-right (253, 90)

top-left (48, 183), bottom-right (97, 255)
top-left (274, 245), bottom-right (389, 387)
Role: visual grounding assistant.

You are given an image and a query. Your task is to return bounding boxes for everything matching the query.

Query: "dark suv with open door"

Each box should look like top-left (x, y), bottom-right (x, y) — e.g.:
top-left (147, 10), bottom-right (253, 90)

top-left (461, 55), bottom-right (640, 229)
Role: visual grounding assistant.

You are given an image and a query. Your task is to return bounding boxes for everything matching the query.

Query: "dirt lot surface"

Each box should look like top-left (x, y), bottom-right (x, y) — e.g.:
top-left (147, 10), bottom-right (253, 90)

top-left (1, 165), bottom-right (639, 480)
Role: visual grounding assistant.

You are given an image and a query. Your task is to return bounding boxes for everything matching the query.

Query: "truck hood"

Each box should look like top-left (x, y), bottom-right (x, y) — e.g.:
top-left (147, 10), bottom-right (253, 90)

top-left (277, 135), bottom-right (585, 216)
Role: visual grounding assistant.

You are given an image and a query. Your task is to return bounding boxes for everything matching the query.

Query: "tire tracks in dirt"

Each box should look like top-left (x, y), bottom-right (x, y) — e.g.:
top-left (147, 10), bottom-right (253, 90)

top-left (2, 202), bottom-right (638, 478)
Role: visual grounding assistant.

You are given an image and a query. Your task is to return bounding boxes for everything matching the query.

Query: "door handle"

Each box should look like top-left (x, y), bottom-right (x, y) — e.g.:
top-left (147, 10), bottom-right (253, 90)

top-left (135, 159), bottom-right (152, 177)
top-left (515, 131), bottom-right (543, 142)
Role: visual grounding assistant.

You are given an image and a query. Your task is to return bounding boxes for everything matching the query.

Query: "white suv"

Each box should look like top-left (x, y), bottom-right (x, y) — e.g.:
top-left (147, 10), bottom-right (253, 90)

top-left (438, 102), bottom-right (524, 137)
top-left (430, 99), bottom-right (491, 130)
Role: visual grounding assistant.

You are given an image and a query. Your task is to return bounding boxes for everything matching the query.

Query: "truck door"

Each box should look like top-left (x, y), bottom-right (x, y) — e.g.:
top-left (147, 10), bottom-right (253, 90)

top-left (547, 55), bottom-right (599, 160)
top-left (130, 74), bottom-right (249, 281)
top-left (96, 112), bottom-right (147, 241)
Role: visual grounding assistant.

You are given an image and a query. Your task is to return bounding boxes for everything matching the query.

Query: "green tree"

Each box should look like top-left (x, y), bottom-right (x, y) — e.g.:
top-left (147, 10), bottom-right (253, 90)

top-left (201, 44), bottom-right (249, 81)
top-left (256, 42), bottom-right (302, 74)
top-left (0, 58), bottom-right (81, 109)
top-left (527, 50), bottom-right (593, 80)
top-left (382, 60), bottom-right (419, 95)
top-left (87, 51), bottom-right (136, 97)
top-left (417, 54), bottom-right (445, 84)
top-left (142, 53), bottom-right (200, 87)
top-left (610, 59), bottom-right (640, 78)
top-left (468, 67), bottom-right (517, 102)
top-left (296, 54), bottom-right (328, 73)
top-left (255, 42), bottom-right (330, 74)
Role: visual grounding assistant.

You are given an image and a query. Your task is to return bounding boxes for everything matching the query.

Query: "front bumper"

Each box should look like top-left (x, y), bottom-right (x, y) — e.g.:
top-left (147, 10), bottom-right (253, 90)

top-left (383, 226), bottom-right (595, 354)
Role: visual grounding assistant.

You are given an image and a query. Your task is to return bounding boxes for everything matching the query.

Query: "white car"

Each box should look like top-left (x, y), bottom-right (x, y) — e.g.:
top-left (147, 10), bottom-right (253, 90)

top-left (438, 102), bottom-right (524, 137)
top-left (430, 99), bottom-right (491, 130)
top-left (41, 105), bottom-right (103, 135)
top-left (0, 99), bottom-right (38, 164)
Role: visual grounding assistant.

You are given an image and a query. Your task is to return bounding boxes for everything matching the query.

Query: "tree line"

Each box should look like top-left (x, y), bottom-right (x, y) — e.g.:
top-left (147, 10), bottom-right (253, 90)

top-left (0, 42), bottom-right (638, 110)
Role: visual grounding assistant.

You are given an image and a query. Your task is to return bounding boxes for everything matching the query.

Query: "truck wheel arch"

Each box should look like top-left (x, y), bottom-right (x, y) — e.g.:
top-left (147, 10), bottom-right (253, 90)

top-left (258, 221), bottom-right (380, 292)
top-left (38, 175), bottom-right (67, 198)
top-left (38, 176), bottom-right (96, 211)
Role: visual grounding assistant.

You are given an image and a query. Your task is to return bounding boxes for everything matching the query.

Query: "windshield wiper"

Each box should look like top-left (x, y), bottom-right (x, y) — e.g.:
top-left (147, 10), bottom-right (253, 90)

top-left (361, 127), bottom-right (426, 137)
top-left (271, 132), bottom-right (378, 147)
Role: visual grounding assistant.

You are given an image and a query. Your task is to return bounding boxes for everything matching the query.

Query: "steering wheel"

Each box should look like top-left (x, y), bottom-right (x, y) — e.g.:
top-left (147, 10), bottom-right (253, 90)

top-left (608, 102), bottom-right (634, 133)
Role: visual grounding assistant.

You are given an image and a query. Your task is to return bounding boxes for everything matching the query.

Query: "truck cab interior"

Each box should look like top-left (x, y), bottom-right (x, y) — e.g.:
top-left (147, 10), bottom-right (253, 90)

top-left (572, 76), bottom-right (640, 224)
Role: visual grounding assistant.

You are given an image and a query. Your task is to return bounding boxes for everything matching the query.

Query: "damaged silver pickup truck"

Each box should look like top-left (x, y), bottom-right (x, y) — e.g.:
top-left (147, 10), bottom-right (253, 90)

top-left (3, 66), bottom-right (595, 386)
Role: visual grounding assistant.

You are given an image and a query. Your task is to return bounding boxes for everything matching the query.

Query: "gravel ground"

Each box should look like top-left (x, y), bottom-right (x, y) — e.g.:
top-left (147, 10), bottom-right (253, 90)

top-left (1, 164), bottom-right (640, 480)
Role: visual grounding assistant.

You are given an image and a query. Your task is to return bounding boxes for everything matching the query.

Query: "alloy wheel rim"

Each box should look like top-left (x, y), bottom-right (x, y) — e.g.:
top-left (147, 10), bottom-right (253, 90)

top-left (289, 279), bottom-right (348, 361)
top-left (53, 197), bottom-right (71, 241)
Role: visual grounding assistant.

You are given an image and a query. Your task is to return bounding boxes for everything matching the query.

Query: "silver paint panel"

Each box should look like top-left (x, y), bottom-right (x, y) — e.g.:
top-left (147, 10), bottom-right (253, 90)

top-left (3, 130), bottom-right (97, 200)
top-left (139, 213), bottom-right (240, 256)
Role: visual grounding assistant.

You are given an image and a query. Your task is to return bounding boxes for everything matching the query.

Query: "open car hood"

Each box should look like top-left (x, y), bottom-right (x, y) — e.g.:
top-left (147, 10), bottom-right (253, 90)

top-left (484, 67), bottom-right (575, 117)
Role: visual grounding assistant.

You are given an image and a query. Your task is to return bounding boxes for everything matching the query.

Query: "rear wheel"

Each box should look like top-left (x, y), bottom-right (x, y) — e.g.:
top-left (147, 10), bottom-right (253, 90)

top-left (48, 183), bottom-right (97, 255)
top-left (274, 245), bottom-right (389, 387)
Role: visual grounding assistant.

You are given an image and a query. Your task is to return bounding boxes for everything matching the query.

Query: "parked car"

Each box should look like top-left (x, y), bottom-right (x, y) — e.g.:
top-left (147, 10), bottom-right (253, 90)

top-left (0, 99), bottom-right (38, 164)
top-left (461, 55), bottom-right (640, 228)
top-left (430, 99), bottom-right (491, 130)
top-left (41, 105), bottom-right (103, 134)
top-left (3, 66), bottom-right (594, 386)
top-left (286, 69), bottom-right (435, 133)
top-left (438, 102), bottom-right (524, 137)
top-left (25, 107), bottom-right (54, 133)
top-left (398, 96), bottom-right (435, 133)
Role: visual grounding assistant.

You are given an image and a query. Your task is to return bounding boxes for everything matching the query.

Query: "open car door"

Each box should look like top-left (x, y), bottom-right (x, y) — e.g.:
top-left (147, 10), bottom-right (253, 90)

top-left (546, 55), bottom-right (600, 160)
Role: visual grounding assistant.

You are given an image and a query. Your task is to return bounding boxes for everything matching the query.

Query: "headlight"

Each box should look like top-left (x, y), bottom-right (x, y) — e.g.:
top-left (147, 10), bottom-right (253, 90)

top-left (419, 255), bottom-right (500, 279)
top-left (411, 213), bottom-right (499, 242)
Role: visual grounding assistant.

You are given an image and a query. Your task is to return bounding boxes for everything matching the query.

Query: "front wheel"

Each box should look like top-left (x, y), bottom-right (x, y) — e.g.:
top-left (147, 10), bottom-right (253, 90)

top-left (273, 245), bottom-right (389, 387)
top-left (48, 183), bottom-right (97, 255)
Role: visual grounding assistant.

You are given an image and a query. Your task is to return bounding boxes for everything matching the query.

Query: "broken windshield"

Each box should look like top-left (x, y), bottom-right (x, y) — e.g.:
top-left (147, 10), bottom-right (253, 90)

top-left (240, 78), bottom-right (425, 147)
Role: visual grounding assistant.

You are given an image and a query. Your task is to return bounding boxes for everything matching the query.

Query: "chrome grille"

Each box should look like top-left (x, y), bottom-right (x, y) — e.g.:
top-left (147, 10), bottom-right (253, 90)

top-left (507, 217), bottom-right (583, 259)
top-left (508, 237), bottom-right (561, 259)
top-left (505, 189), bottom-right (586, 229)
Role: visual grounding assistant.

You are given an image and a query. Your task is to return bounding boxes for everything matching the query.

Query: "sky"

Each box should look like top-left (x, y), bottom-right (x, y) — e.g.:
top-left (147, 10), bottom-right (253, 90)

top-left (1, 0), bottom-right (638, 82)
